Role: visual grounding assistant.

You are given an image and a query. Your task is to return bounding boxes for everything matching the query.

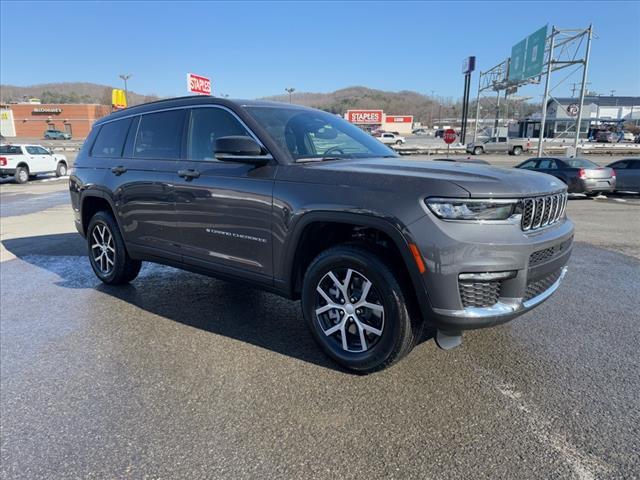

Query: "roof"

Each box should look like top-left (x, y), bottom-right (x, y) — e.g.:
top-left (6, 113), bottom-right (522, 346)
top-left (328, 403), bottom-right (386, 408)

top-left (97, 96), bottom-right (309, 125)
top-left (549, 96), bottom-right (640, 107)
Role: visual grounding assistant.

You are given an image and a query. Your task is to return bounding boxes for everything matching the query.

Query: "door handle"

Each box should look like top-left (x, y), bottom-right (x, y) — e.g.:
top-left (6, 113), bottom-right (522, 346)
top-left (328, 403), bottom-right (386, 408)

top-left (111, 165), bottom-right (127, 175)
top-left (178, 169), bottom-right (200, 180)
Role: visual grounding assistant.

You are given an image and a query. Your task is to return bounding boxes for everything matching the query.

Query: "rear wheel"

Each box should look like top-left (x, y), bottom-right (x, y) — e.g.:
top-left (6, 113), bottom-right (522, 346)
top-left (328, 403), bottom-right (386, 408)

top-left (512, 146), bottom-right (523, 156)
top-left (14, 166), bottom-right (29, 184)
top-left (473, 146), bottom-right (483, 155)
top-left (87, 210), bottom-right (141, 284)
top-left (301, 245), bottom-right (419, 373)
top-left (395, 140), bottom-right (403, 145)
top-left (56, 162), bottom-right (67, 177)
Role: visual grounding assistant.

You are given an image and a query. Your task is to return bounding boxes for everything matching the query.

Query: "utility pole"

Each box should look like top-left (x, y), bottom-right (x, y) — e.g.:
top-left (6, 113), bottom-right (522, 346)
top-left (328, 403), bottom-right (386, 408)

top-left (574, 24), bottom-right (593, 148)
top-left (119, 74), bottom-right (132, 106)
top-left (472, 70), bottom-right (482, 143)
top-left (285, 87), bottom-right (295, 104)
top-left (493, 89), bottom-right (501, 137)
top-left (537, 27), bottom-right (556, 157)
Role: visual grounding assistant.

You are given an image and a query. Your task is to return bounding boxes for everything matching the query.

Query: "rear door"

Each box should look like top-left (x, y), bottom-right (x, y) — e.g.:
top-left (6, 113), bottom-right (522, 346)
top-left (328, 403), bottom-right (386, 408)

top-left (24, 145), bottom-right (49, 173)
top-left (91, 110), bottom-right (184, 261)
top-left (172, 106), bottom-right (275, 280)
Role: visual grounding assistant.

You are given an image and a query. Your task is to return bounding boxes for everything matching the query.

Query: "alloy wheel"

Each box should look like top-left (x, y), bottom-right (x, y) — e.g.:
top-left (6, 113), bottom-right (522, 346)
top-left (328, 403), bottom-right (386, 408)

top-left (91, 223), bottom-right (116, 275)
top-left (314, 268), bottom-right (385, 353)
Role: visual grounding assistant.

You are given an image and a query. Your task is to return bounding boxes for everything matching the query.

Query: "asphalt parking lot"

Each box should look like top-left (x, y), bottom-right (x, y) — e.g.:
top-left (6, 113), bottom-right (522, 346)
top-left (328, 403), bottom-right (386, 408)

top-left (1, 160), bottom-right (639, 479)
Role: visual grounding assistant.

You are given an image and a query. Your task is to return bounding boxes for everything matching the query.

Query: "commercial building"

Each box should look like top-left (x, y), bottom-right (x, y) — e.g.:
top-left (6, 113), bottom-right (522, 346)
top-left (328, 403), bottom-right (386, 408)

top-left (514, 96), bottom-right (640, 139)
top-left (0, 103), bottom-right (111, 139)
top-left (344, 109), bottom-right (414, 135)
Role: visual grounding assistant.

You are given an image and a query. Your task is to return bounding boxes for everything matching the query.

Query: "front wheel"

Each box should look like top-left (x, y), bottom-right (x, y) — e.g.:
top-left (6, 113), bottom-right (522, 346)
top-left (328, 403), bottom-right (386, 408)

top-left (87, 211), bottom-right (142, 284)
top-left (395, 140), bottom-right (403, 145)
top-left (301, 245), bottom-right (419, 373)
top-left (56, 162), bottom-right (67, 177)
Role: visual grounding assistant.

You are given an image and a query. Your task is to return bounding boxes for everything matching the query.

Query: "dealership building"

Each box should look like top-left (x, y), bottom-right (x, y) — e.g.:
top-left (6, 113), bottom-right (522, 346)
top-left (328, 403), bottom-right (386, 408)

top-left (344, 109), bottom-right (414, 135)
top-left (0, 103), bottom-right (111, 139)
top-left (514, 95), bottom-right (640, 139)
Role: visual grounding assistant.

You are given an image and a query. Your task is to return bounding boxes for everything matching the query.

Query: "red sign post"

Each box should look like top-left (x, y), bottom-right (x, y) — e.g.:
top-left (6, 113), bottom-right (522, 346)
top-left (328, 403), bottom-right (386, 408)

top-left (443, 128), bottom-right (457, 157)
top-left (187, 73), bottom-right (212, 96)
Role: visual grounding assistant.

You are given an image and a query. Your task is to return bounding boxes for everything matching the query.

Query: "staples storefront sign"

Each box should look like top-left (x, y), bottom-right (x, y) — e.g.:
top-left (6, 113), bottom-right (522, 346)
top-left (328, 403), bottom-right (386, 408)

top-left (187, 73), bottom-right (212, 95)
top-left (385, 115), bottom-right (413, 124)
top-left (347, 110), bottom-right (383, 124)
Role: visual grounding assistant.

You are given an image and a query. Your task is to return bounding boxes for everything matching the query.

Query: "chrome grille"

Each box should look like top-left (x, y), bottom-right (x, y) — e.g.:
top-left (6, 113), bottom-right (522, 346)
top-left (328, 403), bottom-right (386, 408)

top-left (521, 192), bottom-right (567, 232)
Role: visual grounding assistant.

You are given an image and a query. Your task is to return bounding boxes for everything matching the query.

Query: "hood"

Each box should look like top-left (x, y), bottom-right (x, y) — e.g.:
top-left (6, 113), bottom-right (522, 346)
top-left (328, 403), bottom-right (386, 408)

top-left (303, 157), bottom-right (565, 198)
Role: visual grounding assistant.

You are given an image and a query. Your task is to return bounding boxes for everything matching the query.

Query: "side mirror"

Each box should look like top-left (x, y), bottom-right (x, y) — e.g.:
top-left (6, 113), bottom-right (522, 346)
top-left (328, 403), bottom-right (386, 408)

top-left (214, 136), bottom-right (272, 165)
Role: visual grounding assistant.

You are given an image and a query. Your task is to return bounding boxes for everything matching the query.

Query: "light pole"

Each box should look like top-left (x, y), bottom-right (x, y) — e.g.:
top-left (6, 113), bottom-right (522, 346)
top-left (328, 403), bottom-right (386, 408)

top-left (119, 74), bottom-right (132, 106)
top-left (285, 87), bottom-right (295, 103)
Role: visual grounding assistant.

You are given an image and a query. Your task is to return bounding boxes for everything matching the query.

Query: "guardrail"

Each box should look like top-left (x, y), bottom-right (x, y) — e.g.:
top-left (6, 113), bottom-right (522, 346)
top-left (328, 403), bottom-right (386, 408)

top-left (393, 142), bottom-right (640, 156)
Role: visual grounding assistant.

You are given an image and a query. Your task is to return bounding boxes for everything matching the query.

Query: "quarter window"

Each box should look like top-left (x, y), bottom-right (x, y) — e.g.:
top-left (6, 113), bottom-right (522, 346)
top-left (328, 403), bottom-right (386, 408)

top-left (134, 110), bottom-right (185, 159)
top-left (187, 108), bottom-right (252, 161)
top-left (92, 118), bottom-right (132, 158)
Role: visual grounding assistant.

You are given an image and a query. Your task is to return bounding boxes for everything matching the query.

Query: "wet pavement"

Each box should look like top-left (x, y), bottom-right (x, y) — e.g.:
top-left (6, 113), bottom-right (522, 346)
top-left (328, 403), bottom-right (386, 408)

top-left (1, 181), bottom-right (639, 479)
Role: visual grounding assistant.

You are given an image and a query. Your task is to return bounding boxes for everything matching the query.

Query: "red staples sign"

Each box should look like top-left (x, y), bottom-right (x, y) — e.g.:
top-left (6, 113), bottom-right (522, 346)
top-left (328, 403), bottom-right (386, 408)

top-left (187, 73), bottom-right (212, 95)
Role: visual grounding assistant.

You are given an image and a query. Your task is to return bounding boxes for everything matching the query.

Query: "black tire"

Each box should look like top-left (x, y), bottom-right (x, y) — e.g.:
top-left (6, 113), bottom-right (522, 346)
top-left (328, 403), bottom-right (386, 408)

top-left (301, 245), bottom-right (419, 373)
top-left (512, 146), bottom-right (523, 156)
top-left (395, 140), bottom-right (403, 145)
top-left (87, 210), bottom-right (142, 285)
top-left (14, 166), bottom-right (29, 184)
top-left (473, 146), bottom-right (483, 155)
top-left (56, 161), bottom-right (67, 177)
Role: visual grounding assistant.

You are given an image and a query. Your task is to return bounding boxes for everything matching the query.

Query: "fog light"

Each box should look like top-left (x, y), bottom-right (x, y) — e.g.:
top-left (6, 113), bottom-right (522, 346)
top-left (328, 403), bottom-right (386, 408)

top-left (458, 271), bottom-right (517, 281)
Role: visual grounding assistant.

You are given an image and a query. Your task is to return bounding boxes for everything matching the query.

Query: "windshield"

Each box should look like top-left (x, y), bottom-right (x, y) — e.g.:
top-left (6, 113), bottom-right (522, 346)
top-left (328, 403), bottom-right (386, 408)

top-left (565, 158), bottom-right (598, 168)
top-left (245, 106), bottom-right (396, 161)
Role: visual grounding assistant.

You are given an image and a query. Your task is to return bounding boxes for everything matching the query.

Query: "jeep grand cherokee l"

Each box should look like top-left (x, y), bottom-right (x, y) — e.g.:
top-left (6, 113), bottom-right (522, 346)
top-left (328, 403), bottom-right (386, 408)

top-left (69, 97), bottom-right (573, 373)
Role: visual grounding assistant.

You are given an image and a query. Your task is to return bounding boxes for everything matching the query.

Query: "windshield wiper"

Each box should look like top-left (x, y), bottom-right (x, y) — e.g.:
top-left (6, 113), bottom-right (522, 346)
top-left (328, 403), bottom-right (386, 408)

top-left (296, 156), bottom-right (343, 163)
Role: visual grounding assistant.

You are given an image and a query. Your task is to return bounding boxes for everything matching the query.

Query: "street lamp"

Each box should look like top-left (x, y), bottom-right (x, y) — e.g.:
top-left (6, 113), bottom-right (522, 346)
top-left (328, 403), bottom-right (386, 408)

top-left (285, 87), bottom-right (295, 103)
top-left (119, 74), bottom-right (132, 106)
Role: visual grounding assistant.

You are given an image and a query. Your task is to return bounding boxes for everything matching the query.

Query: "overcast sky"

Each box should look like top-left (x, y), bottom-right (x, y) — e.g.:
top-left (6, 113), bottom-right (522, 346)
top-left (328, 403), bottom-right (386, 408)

top-left (1, 1), bottom-right (638, 101)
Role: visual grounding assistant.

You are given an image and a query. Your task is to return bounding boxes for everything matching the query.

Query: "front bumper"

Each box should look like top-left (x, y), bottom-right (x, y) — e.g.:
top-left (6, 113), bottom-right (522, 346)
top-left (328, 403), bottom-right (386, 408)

top-left (407, 210), bottom-right (574, 331)
top-left (432, 266), bottom-right (568, 327)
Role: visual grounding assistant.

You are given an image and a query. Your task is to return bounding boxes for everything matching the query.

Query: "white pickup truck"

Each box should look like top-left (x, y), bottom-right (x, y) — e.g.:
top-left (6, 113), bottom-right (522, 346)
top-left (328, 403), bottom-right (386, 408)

top-left (378, 132), bottom-right (406, 145)
top-left (0, 144), bottom-right (68, 184)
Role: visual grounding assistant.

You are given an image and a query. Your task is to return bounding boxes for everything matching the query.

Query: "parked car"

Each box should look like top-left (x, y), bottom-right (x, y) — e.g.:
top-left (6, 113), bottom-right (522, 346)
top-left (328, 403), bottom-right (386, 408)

top-left (378, 132), bottom-right (405, 145)
top-left (44, 129), bottom-right (72, 140)
top-left (606, 158), bottom-right (640, 192)
top-left (466, 137), bottom-right (531, 156)
top-left (70, 97), bottom-right (573, 372)
top-left (434, 129), bottom-right (445, 138)
top-left (0, 143), bottom-right (68, 183)
top-left (515, 157), bottom-right (616, 196)
top-left (595, 131), bottom-right (617, 143)
top-left (412, 128), bottom-right (429, 136)
top-left (622, 132), bottom-right (635, 143)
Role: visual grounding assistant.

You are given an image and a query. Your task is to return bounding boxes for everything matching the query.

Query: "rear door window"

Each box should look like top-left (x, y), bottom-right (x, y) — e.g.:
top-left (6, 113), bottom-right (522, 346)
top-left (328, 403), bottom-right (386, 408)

top-left (538, 159), bottom-right (557, 170)
top-left (92, 118), bottom-right (133, 158)
top-left (134, 110), bottom-right (185, 159)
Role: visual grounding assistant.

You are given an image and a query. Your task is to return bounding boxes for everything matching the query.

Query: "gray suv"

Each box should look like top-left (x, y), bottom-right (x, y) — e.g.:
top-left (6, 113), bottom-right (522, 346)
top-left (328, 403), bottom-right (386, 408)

top-left (70, 97), bottom-right (573, 372)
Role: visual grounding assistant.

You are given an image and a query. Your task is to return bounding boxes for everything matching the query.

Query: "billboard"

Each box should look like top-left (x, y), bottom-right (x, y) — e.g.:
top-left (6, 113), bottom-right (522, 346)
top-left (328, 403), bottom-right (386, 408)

top-left (508, 25), bottom-right (548, 82)
top-left (187, 73), bottom-right (212, 95)
top-left (462, 56), bottom-right (476, 74)
top-left (346, 110), bottom-right (383, 124)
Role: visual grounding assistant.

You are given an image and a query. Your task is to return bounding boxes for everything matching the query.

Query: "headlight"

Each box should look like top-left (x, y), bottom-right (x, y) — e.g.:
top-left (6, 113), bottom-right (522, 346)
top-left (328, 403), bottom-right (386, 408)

top-left (425, 198), bottom-right (519, 221)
